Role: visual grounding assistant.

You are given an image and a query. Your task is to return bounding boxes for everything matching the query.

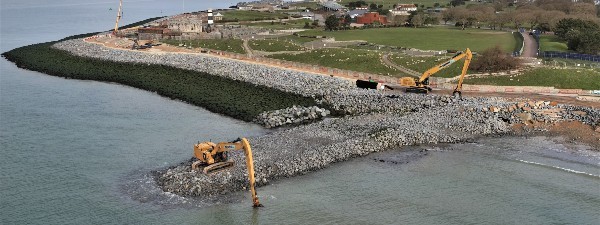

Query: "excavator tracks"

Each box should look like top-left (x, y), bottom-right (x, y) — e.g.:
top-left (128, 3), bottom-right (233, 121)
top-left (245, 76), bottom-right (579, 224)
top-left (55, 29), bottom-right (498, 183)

top-left (192, 160), bottom-right (235, 174)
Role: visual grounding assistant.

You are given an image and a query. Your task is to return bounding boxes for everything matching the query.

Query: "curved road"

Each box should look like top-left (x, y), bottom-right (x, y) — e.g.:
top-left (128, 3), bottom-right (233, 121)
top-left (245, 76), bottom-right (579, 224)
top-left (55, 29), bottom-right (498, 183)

top-left (521, 32), bottom-right (538, 58)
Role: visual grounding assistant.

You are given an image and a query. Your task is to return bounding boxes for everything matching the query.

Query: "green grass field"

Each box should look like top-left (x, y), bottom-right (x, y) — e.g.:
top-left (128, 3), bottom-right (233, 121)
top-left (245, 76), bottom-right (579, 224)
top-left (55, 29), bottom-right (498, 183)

top-left (247, 19), bottom-right (312, 29)
top-left (539, 35), bottom-right (569, 52)
top-left (221, 10), bottom-right (289, 21)
top-left (268, 48), bottom-right (402, 76)
top-left (298, 27), bottom-right (515, 52)
top-left (464, 68), bottom-right (600, 90)
top-left (288, 2), bottom-right (320, 9)
top-left (390, 54), bottom-right (470, 78)
top-left (279, 35), bottom-right (317, 44)
top-left (249, 40), bottom-right (306, 52)
top-left (542, 58), bottom-right (600, 69)
top-left (162, 39), bottom-right (245, 54)
top-left (338, 0), bottom-right (450, 8)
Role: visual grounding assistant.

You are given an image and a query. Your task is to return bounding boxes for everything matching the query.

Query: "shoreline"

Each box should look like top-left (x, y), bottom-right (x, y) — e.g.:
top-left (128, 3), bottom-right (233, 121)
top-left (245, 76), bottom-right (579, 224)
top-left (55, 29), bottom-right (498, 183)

top-left (3, 30), bottom-right (598, 204)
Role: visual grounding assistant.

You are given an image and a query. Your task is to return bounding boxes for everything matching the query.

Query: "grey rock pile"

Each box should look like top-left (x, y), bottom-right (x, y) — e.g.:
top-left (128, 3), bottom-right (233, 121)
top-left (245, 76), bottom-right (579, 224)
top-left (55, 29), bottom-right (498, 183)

top-left (53, 39), bottom-right (354, 98)
top-left (254, 105), bottom-right (330, 128)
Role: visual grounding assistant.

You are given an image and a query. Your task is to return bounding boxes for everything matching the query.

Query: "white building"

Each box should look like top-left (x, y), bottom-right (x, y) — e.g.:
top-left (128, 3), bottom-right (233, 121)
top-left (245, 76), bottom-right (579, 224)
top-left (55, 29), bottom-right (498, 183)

top-left (389, 4), bottom-right (417, 16)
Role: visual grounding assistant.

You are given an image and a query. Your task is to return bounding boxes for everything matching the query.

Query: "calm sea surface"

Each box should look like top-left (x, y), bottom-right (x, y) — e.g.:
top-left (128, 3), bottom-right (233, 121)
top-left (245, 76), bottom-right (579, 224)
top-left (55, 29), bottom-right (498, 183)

top-left (1, 1), bottom-right (599, 224)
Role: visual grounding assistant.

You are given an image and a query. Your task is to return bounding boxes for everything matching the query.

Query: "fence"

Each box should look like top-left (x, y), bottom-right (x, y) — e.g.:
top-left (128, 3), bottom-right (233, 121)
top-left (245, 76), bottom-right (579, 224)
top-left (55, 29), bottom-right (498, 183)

top-left (541, 51), bottom-right (600, 62)
top-left (513, 32), bottom-right (524, 56)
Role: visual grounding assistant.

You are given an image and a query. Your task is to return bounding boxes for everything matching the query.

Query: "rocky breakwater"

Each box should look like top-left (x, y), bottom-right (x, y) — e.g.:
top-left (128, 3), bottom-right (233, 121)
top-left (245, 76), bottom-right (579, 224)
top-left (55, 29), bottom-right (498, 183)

top-left (254, 105), bottom-right (330, 128)
top-left (51, 38), bottom-right (599, 202)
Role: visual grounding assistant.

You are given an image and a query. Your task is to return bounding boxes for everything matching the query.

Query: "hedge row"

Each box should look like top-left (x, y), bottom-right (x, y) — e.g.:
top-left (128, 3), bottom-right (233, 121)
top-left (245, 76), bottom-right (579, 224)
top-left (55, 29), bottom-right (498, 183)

top-left (1, 41), bottom-right (316, 122)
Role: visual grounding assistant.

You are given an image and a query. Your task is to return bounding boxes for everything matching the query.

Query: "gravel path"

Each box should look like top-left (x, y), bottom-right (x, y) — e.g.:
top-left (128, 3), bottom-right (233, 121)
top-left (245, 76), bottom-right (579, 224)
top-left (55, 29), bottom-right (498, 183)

top-left (52, 38), bottom-right (599, 203)
top-left (381, 53), bottom-right (421, 77)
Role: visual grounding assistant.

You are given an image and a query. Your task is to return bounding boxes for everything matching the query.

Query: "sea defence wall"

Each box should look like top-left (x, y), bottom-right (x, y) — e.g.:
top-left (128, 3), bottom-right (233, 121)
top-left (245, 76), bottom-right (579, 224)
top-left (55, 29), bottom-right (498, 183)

top-left (49, 38), bottom-right (599, 202)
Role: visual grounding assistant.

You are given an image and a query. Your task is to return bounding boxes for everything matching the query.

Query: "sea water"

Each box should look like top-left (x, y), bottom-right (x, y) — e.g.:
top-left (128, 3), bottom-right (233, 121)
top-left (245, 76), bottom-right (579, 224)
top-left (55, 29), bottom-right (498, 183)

top-left (1, 1), bottom-right (599, 224)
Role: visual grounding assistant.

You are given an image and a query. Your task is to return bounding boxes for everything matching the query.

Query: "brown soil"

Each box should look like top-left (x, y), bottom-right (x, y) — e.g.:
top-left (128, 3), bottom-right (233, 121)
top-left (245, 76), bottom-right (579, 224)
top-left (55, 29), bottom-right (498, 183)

top-left (511, 121), bottom-right (600, 151)
top-left (434, 90), bottom-right (600, 108)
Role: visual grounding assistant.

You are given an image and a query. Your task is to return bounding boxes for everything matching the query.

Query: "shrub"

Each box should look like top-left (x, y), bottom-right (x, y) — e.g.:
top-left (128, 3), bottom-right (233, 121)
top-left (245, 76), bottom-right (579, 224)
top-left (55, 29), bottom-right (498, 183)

top-left (470, 46), bottom-right (522, 73)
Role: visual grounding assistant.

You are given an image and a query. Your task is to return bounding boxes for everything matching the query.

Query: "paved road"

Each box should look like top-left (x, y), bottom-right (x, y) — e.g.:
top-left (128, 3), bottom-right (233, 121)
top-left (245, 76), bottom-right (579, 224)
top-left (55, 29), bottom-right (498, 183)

top-left (521, 32), bottom-right (538, 58)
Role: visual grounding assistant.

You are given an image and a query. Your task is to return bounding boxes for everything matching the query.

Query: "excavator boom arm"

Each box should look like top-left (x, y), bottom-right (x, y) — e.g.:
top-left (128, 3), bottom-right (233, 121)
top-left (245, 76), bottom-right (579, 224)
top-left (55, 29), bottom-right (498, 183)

top-left (113, 0), bottom-right (123, 33)
top-left (418, 50), bottom-right (469, 84)
top-left (239, 138), bottom-right (262, 207)
top-left (453, 48), bottom-right (472, 93)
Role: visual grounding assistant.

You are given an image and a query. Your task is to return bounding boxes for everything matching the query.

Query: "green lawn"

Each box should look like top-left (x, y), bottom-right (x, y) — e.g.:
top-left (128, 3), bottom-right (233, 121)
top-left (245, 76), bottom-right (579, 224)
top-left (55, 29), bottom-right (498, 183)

top-left (464, 68), bottom-right (600, 90)
top-left (390, 54), bottom-right (471, 78)
top-left (249, 40), bottom-right (306, 52)
top-left (221, 10), bottom-right (289, 22)
top-left (279, 35), bottom-right (318, 44)
top-left (542, 58), bottom-right (600, 68)
top-left (539, 35), bottom-right (569, 52)
top-left (268, 48), bottom-right (402, 76)
top-left (247, 19), bottom-right (312, 29)
top-left (288, 2), bottom-right (320, 9)
top-left (338, 0), bottom-right (450, 8)
top-left (298, 27), bottom-right (515, 52)
top-left (162, 39), bottom-right (245, 54)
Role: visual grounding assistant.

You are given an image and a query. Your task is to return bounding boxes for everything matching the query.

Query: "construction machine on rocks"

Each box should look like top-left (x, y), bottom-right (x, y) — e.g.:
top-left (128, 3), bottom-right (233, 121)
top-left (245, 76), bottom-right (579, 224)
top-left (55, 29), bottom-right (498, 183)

top-left (400, 48), bottom-right (472, 97)
top-left (191, 138), bottom-right (263, 207)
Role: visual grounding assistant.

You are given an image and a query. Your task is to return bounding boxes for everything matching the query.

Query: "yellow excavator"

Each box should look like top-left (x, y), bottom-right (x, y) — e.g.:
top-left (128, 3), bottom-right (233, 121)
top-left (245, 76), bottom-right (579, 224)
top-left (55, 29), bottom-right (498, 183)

top-left (400, 48), bottom-right (472, 98)
top-left (191, 138), bottom-right (263, 208)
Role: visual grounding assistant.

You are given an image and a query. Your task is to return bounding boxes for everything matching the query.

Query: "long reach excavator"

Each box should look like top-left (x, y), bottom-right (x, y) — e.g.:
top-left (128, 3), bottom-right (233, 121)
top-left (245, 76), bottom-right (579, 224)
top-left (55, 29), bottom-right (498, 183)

top-left (191, 138), bottom-right (263, 208)
top-left (399, 48), bottom-right (473, 98)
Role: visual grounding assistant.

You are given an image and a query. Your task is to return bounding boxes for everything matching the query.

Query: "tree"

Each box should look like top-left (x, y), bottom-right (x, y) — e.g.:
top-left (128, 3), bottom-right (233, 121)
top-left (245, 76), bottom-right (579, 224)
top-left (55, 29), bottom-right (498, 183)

top-left (536, 10), bottom-right (566, 32)
top-left (410, 13), bottom-right (426, 27)
top-left (453, 7), bottom-right (471, 30)
top-left (554, 18), bottom-right (599, 39)
top-left (304, 22), bottom-right (310, 29)
top-left (425, 14), bottom-right (440, 25)
top-left (343, 14), bottom-right (352, 28)
top-left (471, 46), bottom-right (522, 73)
top-left (369, 3), bottom-right (378, 11)
top-left (450, 0), bottom-right (466, 7)
top-left (441, 8), bottom-right (456, 25)
top-left (555, 18), bottom-right (600, 54)
top-left (492, 0), bottom-right (510, 11)
top-left (471, 5), bottom-right (495, 28)
top-left (568, 2), bottom-right (596, 16)
top-left (325, 15), bottom-right (340, 31)
top-left (576, 30), bottom-right (600, 54)
top-left (392, 15), bottom-right (409, 26)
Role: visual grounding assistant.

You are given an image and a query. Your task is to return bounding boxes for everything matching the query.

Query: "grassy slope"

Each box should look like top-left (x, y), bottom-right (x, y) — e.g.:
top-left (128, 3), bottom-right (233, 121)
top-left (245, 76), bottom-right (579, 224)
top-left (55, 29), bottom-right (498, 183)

top-left (539, 35), bottom-right (569, 52)
top-left (464, 68), bottom-right (600, 90)
top-left (222, 10), bottom-right (288, 21)
top-left (390, 54), bottom-right (469, 78)
top-left (2, 42), bottom-right (316, 121)
top-left (268, 48), bottom-right (402, 76)
top-left (162, 39), bottom-right (245, 54)
top-left (299, 27), bottom-right (515, 52)
top-left (339, 0), bottom-right (450, 8)
top-left (278, 35), bottom-right (317, 44)
top-left (249, 40), bottom-right (306, 52)
top-left (247, 19), bottom-right (312, 29)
